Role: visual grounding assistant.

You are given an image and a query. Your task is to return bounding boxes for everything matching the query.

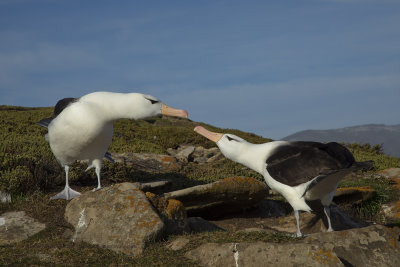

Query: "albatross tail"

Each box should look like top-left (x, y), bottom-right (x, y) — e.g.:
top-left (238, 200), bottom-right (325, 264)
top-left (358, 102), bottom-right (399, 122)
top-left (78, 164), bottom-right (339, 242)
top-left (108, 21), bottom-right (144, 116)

top-left (302, 160), bottom-right (374, 199)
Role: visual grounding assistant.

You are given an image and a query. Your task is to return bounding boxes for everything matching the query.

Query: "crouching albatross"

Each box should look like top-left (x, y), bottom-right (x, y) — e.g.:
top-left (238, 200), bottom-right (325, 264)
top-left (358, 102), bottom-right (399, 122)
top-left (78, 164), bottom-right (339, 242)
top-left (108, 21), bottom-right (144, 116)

top-left (194, 126), bottom-right (372, 237)
top-left (37, 91), bottom-right (188, 200)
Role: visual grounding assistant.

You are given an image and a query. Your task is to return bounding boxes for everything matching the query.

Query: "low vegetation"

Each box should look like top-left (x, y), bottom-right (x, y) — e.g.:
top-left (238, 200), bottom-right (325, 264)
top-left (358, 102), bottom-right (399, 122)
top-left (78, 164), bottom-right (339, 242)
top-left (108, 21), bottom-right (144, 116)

top-left (1, 105), bottom-right (399, 265)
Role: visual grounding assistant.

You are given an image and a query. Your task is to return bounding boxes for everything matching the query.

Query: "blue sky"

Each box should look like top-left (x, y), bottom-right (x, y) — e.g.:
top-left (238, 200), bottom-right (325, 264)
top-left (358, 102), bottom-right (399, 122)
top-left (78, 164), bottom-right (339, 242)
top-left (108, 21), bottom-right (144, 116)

top-left (1, 0), bottom-right (399, 139)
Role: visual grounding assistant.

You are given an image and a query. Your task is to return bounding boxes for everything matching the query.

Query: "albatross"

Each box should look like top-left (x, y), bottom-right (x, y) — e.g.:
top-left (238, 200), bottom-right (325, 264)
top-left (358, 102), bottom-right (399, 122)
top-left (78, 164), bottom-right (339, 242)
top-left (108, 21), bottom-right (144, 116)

top-left (37, 91), bottom-right (188, 200)
top-left (194, 126), bottom-right (372, 237)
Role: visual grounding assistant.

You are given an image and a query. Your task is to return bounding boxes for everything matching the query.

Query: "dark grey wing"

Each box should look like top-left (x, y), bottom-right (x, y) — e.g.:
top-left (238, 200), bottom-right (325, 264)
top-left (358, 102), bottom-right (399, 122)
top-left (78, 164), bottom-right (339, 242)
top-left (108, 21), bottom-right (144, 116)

top-left (302, 160), bottom-right (373, 197)
top-left (54, 97), bottom-right (78, 116)
top-left (36, 97), bottom-right (78, 128)
top-left (266, 141), bottom-right (354, 187)
top-left (36, 117), bottom-right (54, 128)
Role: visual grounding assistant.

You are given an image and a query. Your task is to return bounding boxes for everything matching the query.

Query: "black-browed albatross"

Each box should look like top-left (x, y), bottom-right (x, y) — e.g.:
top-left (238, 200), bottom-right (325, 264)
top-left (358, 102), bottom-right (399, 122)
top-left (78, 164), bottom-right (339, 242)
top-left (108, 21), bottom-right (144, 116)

top-left (194, 126), bottom-right (372, 237)
top-left (37, 91), bottom-right (188, 200)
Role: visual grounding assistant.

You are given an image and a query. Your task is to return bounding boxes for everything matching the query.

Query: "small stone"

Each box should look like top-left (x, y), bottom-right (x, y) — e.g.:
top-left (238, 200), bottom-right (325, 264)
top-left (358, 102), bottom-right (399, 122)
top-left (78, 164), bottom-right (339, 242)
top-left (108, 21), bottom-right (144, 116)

top-left (380, 201), bottom-right (400, 221)
top-left (206, 152), bottom-right (224, 163)
top-left (193, 157), bottom-right (207, 164)
top-left (379, 168), bottom-right (400, 179)
top-left (204, 147), bottom-right (220, 158)
top-left (0, 190), bottom-right (11, 203)
top-left (193, 146), bottom-right (205, 158)
top-left (175, 146), bottom-right (195, 162)
top-left (167, 148), bottom-right (177, 156)
top-left (166, 237), bottom-right (190, 251)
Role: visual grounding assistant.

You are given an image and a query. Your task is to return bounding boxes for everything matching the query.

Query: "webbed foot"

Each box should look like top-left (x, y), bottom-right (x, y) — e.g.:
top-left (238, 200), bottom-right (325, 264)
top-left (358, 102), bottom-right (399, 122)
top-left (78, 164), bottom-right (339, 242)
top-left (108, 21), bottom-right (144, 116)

top-left (92, 186), bottom-right (102, 192)
top-left (50, 186), bottom-right (81, 200)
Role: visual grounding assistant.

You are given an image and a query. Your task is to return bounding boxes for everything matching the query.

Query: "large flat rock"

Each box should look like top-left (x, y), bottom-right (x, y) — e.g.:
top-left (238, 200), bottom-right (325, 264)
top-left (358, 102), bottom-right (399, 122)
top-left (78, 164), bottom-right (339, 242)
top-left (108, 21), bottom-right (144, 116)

top-left (186, 225), bottom-right (400, 267)
top-left (0, 211), bottom-right (46, 245)
top-left (65, 182), bottom-right (164, 256)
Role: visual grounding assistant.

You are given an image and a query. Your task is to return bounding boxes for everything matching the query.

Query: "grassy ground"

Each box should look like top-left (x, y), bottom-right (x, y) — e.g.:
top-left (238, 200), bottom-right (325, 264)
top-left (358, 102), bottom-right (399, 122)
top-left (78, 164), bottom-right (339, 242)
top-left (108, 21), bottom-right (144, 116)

top-left (1, 106), bottom-right (400, 265)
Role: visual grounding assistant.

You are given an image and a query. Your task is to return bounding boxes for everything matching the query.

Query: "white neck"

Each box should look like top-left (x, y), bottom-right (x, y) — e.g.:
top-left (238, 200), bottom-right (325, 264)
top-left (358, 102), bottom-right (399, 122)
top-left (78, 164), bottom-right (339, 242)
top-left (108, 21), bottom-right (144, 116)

top-left (80, 92), bottom-right (160, 121)
top-left (220, 142), bottom-right (269, 174)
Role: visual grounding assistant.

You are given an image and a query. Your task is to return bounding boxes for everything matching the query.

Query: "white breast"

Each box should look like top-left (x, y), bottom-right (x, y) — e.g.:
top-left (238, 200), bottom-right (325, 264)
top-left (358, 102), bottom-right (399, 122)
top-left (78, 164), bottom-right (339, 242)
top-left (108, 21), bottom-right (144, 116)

top-left (48, 101), bottom-right (113, 165)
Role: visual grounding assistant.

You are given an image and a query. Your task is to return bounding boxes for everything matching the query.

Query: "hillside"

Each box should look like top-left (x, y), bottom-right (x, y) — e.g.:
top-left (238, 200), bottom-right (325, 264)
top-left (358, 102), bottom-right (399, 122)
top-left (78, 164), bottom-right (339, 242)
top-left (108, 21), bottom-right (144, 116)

top-left (1, 105), bottom-right (400, 265)
top-left (283, 124), bottom-right (400, 158)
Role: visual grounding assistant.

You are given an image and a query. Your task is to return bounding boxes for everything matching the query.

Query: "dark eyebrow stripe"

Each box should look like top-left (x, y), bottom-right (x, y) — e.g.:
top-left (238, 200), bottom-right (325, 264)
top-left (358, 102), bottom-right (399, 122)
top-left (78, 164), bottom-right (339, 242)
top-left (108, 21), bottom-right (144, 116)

top-left (144, 97), bottom-right (159, 104)
top-left (227, 136), bottom-right (238, 142)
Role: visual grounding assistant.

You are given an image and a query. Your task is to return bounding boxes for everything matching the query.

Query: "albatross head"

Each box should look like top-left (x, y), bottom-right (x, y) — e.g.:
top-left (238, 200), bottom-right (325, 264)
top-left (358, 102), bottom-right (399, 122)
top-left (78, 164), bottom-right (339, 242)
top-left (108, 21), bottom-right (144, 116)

top-left (139, 94), bottom-right (188, 119)
top-left (77, 92), bottom-right (188, 120)
top-left (194, 126), bottom-right (248, 162)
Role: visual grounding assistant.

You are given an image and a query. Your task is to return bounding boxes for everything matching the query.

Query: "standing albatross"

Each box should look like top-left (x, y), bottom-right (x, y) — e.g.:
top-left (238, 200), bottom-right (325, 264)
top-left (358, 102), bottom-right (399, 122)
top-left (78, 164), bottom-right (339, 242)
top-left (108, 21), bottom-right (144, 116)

top-left (194, 126), bottom-right (372, 237)
top-left (37, 91), bottom-right (188, 200)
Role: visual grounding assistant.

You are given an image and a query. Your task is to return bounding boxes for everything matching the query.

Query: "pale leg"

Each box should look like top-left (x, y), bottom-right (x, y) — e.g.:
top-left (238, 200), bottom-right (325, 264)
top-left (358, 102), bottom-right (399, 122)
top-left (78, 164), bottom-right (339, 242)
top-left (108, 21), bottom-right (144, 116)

top-left (323, 205), bottom-right (334, 232)
top-left (93, 164), bottom-right (101, 191)
top-left (89, 159), bottom-right (102, 191)
top-left (51, 165), bottom-right (81, 200)
top-left (294, 210), bottom-right (303, 237)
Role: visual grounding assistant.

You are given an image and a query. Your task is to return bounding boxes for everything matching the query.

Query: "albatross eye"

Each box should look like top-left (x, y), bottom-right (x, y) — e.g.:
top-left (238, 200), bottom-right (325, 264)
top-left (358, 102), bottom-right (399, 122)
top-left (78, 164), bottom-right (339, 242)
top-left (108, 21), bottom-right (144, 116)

top-left (145, 97), bottom-right (160, 104)
top-left (226, 136), bottom-right (238, 142)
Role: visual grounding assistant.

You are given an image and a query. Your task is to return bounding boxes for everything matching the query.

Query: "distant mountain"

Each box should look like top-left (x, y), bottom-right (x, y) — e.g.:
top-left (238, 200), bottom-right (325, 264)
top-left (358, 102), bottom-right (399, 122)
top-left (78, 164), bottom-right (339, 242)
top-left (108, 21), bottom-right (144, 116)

top-left (282, 124), bottom-right (400, 158)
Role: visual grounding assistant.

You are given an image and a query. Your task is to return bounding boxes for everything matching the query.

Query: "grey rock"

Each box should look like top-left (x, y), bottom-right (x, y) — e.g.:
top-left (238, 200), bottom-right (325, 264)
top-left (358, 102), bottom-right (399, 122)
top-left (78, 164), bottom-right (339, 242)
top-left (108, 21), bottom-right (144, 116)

top-left (193, 157), bottom-right (207, 164)
top-left (163, 177), bottom-right (268, 218)
top-left (166, 148), bottom-right (177, 156)
top-left (175, 146), bottom-right (195, 162)
top-left (64, 182), bottom-right (164, 256)
top-left (166, 236), bottom-right (190, 251)
top-left (0, 211), bottom-right (46, 245)
top-left (166, 145), bottom-right (225, 164)
top-left (379, 202), bottom-right (400, 222)
top-left (186, 242), bottom-right (343, 267)
top-left (379, 168), bottom-right (400, 179)
top-left (205, 147), bottom-right (220, 156)
top-left (206, 152), bottom-right (224, 163)
top-left (111, 152), bottom-right (180, 172)
top-left (140, 180), bottom-right (172, 193)
top-left (186, 225), bottom-right (400, 267)
top-left (0, 190), bottom-right (11, 203)
top-left (192, 146), bottom-right (206, 158)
